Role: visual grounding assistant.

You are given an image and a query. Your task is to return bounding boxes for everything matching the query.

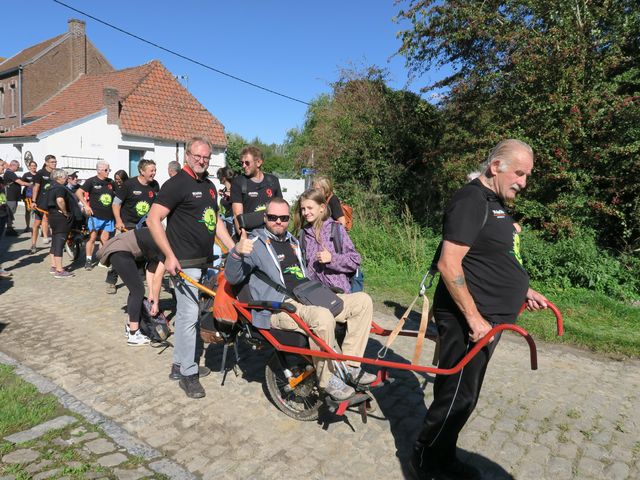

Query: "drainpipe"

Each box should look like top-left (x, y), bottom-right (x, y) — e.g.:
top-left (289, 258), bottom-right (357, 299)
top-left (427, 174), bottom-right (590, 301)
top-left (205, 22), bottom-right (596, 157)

top-left (18, 66), bottom-right (23, 126)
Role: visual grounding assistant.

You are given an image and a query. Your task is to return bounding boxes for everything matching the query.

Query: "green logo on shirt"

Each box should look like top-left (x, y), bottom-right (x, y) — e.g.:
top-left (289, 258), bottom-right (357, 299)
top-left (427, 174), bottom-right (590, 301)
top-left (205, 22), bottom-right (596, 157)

top-left (0, 193), bottom-right (6, 206)
top-left (99, 193), bottom-right (112, 207)
top-left (512, 232), bottom-right (523, 266)
top-left (135, 201), bottom-right (150, 217)
top-left (283, 265), bottom-right (305, 280)
top-left (199, 207), bottom-right (217, 232)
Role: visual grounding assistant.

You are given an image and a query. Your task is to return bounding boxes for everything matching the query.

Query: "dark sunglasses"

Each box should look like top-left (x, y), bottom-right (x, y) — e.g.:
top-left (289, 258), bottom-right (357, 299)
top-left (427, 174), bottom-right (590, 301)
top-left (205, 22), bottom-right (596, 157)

top-left (266, 214), bottom-right (290, 223)
top-left (241, 160), bottom-right (252, 166)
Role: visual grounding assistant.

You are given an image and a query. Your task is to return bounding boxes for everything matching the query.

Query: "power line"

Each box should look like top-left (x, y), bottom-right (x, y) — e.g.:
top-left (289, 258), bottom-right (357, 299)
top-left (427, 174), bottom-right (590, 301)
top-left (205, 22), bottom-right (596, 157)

top-left (52, 0), bottom-right (310, 105)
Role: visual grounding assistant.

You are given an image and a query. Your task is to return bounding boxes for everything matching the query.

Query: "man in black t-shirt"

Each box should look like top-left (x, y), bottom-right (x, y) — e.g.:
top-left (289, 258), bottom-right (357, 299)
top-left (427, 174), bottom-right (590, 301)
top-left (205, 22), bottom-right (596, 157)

top-left (30, 154), bottom-right (57, 253)
top-left (22, 160), bottom-right (38, 233)
top-left (3, 160), bottom-right (30, 235)
top-left (113, 159), bottom-right (159, 231)
top-left (77, 161), bottom-right (116, 270)
top-left (411, 140), bottom-right (549, 480)
top-left (148, 137), bottom-right (234, 399)
top-left (231, 145), bottom-right (282, 233)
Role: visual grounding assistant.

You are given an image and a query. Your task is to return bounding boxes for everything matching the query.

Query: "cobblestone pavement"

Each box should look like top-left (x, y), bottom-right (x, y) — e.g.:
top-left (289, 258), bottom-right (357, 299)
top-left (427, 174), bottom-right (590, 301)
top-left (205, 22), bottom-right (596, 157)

top-left (1, 219), bottom-right (639, 479)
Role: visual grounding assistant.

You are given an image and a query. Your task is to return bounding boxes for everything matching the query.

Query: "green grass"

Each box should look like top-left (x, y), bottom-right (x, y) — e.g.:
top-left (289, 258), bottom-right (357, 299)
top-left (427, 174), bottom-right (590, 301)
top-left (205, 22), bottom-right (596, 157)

top-left (350, 210), bottom-right (640, 358)
top-left (0, 364), bottom-right (62, 437)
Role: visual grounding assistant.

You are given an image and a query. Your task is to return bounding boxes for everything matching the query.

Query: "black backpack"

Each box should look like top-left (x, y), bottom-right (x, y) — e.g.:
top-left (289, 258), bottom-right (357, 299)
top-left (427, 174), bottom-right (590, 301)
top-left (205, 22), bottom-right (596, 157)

top-left (139, 298), bottom-right (172, 345)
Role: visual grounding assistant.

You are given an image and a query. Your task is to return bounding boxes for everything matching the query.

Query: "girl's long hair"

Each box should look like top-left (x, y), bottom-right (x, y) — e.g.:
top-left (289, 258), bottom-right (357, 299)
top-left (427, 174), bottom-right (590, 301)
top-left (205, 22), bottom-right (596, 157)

top-left (292, 188), bottom-right (330, 241)
top-left (312, 176), bottom-right (334, 200)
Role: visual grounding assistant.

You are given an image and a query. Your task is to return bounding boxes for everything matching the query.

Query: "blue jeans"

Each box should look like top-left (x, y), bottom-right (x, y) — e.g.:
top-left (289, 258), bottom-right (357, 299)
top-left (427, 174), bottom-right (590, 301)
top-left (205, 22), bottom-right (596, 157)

top-left (173, 268), bottom-right (202, 377)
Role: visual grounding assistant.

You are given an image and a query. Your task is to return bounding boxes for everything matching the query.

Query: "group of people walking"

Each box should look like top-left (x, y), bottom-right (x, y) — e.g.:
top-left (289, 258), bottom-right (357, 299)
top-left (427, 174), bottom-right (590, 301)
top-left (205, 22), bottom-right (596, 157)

top-left (1, 137), bottom-right (549, 480)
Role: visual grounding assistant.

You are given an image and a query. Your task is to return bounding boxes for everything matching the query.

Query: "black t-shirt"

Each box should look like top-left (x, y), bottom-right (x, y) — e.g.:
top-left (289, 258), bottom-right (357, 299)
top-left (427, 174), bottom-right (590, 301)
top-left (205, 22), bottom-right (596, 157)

top-left (230, 174), bottom-right (282, 214)
top-left (271, 239), bottom-right (307, 292)
top-left (80, 176), bottom-right (115, 220)
top-left (22, 172), bottom-right (36, 198)
top-left (3, 170), bottom-right (21, 201)
top-left (328, 194), bottom-right (344, 220)
top-left (0, 179), bottom-right (7, 217)
top-left (154, 169), bottom-right (219, 262)
top-left (33, 168), bottom-right (53, 208)
top-left (134, 228), bottom-right (165, 273)
top-left (433, 179), bottom-right (529, 324)
top-left (116, 177), bottom-right (160, 228)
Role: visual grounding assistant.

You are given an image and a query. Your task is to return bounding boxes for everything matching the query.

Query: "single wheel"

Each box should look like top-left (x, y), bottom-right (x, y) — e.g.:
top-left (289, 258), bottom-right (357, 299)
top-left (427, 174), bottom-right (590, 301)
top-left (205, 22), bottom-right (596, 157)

top-left (265, 352), bottom-right (322, 421)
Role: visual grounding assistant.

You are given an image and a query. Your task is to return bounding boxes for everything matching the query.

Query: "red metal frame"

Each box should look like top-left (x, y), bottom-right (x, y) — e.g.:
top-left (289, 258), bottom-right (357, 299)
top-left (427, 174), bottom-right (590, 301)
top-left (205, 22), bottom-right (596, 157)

top-left (233, 300), bottom-right (563, 376)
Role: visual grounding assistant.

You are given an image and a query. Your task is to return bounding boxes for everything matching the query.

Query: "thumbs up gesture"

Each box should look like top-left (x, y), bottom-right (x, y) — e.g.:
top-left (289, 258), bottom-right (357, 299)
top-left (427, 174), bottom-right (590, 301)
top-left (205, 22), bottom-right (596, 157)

top-left (317, 247), bottom-right (332, 264)
top-left (236, 228), bottom-right (256, 256)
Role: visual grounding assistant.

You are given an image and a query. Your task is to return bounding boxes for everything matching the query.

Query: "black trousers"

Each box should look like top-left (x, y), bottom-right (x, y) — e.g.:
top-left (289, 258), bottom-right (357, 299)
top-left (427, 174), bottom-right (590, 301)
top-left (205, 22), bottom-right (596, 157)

top-left (110, 252), bottom-right (145, 324)
top-left (415, 309), bottom-right (501, 466)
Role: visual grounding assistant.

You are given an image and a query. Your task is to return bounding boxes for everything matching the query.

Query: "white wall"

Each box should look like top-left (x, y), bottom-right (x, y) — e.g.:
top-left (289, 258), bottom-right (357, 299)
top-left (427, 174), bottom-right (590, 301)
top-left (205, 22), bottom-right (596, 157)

top-left (279, 178), bottom-right (306, 205)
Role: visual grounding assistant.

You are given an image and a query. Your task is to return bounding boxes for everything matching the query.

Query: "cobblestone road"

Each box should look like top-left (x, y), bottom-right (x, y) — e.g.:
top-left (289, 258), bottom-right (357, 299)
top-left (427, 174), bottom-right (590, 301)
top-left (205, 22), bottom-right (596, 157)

top-left (1, 218), bottom-right (639, 479)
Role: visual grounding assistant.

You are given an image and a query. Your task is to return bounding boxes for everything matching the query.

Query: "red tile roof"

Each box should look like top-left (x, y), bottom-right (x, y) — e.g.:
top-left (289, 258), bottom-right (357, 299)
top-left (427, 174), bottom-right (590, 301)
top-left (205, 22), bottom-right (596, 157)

top-left (0, 34), bottom-right (66, 72)
top-left (1, 60), bottom-right (226, 147)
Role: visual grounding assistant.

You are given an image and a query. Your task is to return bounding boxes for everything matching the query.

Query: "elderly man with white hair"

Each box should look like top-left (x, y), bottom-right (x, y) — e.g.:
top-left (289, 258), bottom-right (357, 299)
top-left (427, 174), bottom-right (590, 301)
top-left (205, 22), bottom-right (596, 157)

top-left (76, 161), bottom-right (116, 272)
top-left (410, 139), bottom-right (549, 480)
top-left (3, 160), bottom-right (30, 235)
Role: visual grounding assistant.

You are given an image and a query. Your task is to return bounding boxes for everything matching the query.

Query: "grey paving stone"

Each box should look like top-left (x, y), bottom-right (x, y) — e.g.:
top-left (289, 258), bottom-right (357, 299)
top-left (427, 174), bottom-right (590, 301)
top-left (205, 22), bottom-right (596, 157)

top-left (84, 438), bottom-right (117, 455)
top-left (604, 462), bottom-right (630, 480)
top-left (33, 469), bottom-right (62, 480)
top-left (24, 459), bottom-right (55, 474)
top-left (2, 448), bottom-right (40, 464)
top-left (66, 431), bottom-right (100, 444)
top-left (149, 458), bottom-right (198, 480)
top-left (3, 416), bottom-right (78, 444)
top-left (96, 452), bottom-right (128, 467)
top-left (113, 467), bottom-right (153, 480)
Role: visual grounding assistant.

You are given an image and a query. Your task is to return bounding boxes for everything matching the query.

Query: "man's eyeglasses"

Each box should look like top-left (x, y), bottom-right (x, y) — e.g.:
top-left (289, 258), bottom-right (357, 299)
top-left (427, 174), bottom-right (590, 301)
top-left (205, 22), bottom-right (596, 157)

top-left (99, 168), bottom-right (111, 172)
top-left (241, 160), bottom-right (252, 166)
top-left (266, 214), bottom-right (290, 223)
top-left (189, 152), bottom-right (212, 161)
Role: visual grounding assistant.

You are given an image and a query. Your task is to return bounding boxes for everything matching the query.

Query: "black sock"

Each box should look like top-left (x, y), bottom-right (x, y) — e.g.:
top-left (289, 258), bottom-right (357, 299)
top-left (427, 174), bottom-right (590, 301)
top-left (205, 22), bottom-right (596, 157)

top-left (129, 328), bottom-right (138, 335)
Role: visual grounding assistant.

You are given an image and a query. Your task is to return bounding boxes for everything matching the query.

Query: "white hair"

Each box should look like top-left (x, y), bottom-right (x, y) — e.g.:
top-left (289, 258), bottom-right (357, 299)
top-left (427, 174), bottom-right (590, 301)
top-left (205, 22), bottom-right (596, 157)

top-left (96, 160), bottom-right (110, 171)
top-left (468, 139), bottom-right (533, 180)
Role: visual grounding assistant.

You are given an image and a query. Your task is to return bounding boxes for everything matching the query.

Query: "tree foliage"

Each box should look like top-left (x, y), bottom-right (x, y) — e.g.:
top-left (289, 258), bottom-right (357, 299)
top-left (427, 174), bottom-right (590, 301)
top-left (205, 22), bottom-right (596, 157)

top-left (396, 0), bottom-right (640, 253)
top-left (287, 67), bottom-right (444, 221)
top-left (225, 132), bottom-right (298, 177)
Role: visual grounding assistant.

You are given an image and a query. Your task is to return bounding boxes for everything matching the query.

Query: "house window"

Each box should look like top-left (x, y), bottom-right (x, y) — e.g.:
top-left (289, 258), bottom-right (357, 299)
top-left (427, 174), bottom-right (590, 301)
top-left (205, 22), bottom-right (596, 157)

top-left (0, 86), bottom-right (4, 119)
top-left (9, 83), bottom-right (16, 117)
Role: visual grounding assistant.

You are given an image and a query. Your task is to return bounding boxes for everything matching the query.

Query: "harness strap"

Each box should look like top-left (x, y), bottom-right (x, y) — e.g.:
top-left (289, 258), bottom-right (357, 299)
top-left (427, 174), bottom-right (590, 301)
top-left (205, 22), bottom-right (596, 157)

top-left (377, 292), bottom-right (420, 358)
top-left (412, 295), bottom-right (431, 365)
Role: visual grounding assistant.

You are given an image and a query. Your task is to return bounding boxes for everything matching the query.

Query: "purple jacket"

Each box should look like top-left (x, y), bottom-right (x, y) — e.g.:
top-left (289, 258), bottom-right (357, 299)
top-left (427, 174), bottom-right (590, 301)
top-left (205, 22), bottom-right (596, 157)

top-left (302, 219), bottom-right (361, 293)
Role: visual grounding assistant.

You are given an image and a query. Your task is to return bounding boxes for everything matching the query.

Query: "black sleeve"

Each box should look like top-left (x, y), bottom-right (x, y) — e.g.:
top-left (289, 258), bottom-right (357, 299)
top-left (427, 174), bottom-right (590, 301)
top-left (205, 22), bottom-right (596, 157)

top-left (21, 173), bottom-right (32, 183)
top-left (154, 178), bottom-right (185, 211)
top-left (4, 171), bottom-right (17, 183)
top-left (442, 188), bottom-right (487, 247)
top-left (33, 172), bottom-right (43, 186)
top-left (271, 176), bottom-right (283, 198)
top-left (328, 195), bottom-right (344, 219)
top-left (230, 176), bottom-right (244, 204)
top-left (151, 180), bottom-right (160, 193)
top-left (79, 177), bottom-right (94, 194)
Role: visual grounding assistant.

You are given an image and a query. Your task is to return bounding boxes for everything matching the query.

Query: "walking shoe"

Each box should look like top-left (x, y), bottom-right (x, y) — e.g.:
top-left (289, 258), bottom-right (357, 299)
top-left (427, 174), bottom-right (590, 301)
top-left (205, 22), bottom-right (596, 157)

top-left (43, 237), bottom-right (51, 244)
top-left (179, 374), bottom-right (206, 398)
top-left (84, 259), bottom-right (94, 270)
top-left (30, 245), bottom-right (37, 254)
top-left (324, 374), bottom-right (355, 401)
top-left (6, 228), bottom-right (19, 236)
top-left (169, 364), bottom-right (211, 380)
top-left (0, 269), bottom-right (12, 279)
top-left (106, 283), bottom-right (117, 294)
top-left (346, 366), bottom-right (377, 387)
top-left (23, 227), bottom-right (32, 233)
top-left (127, 330), bottom-right (150, 346)
top-left (54, 270), bottom-right (75, 279)
top-left (124, 323), bottom-right (130, 338)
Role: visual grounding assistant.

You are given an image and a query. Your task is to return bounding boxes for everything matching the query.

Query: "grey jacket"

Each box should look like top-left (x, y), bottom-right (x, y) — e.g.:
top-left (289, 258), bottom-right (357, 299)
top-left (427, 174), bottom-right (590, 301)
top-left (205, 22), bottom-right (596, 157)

top-left (224, 228), bottom-right (307, 328)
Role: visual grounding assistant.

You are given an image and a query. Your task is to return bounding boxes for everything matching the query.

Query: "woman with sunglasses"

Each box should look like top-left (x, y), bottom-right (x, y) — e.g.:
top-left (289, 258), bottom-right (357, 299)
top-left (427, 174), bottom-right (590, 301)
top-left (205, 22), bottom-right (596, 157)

top-left (293, 188), bottom-right (361, 294)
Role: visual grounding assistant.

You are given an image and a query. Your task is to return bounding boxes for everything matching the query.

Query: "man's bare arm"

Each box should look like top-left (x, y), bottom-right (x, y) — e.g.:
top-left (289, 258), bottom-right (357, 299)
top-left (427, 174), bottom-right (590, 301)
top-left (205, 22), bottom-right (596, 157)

top-left (231, 202), bottom-right (244, 236)
top-left (147, 203), bottom-right (180, 275)
top-left (438, 240), bottom-right (493, 342)
top-left (216, 215), bottom-right (235, 251)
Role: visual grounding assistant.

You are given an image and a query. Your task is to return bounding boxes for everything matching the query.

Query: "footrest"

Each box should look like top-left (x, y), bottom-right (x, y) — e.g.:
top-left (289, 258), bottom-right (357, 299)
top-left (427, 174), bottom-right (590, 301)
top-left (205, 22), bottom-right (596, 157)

top-left (325, 393), bottom-right (370, 417)
top-left (355, 369), bottom-right (394, 391)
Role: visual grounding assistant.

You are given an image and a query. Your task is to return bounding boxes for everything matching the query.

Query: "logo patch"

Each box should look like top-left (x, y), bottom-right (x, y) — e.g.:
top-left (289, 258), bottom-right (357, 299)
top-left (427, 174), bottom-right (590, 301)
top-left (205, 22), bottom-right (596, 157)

top-left (192, 191), bottom-right (203, 199)
top-left (133, 190), bottom-right (142, 196)
top-left (492, 209), bottom-right (506, 219)
top-left (135, 201), bottom-right (151, 217)
top-left (266, 188), bottom-right (273, 197)
top-left (99, 193), bottom-right (113, 207)
top-left (199, 207), bottom-right (217, 232)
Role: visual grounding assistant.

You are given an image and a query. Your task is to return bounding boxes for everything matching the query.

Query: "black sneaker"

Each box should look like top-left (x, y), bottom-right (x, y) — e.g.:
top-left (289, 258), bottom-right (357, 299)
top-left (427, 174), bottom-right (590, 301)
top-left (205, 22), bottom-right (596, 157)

top-left (84, 259), bottom-right (94, 270)
top-left (179, 374), bottom-right (205, 398)
top-left (169, 363), bottom-right (211, 380)
top-left (6, 228), bottom-right (19, 236)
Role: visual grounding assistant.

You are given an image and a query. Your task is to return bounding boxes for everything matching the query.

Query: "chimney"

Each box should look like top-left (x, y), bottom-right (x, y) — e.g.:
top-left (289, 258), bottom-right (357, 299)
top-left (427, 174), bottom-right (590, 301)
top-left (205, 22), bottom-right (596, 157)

top-left (103, 88), bottom-right (120, 125)
top-left (68, 18), bottom-right (87, 79)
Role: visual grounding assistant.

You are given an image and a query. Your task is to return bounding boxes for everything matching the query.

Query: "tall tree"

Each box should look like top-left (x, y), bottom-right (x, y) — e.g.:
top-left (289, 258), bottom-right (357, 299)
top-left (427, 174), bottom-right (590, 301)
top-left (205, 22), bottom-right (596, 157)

top-left (397, 0), bottom-right (640, 252)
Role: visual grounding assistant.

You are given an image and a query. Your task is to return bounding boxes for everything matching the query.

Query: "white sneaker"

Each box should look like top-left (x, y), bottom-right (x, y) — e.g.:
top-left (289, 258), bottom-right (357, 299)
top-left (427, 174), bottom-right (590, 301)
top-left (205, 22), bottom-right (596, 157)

top-left (127, 330), bottom-right (150, 346)
top-left (124, 323), bottom-right (130, 338)
top-left (43, 237), bottom-right (51, 244)
top-left (0, 268), bottom-right (12, 279)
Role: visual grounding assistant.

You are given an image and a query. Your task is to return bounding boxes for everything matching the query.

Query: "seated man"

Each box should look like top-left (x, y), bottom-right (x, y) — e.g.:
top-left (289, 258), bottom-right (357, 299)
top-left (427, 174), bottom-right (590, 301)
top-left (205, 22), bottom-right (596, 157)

top-left (225, 197), bottom-right (376, 401)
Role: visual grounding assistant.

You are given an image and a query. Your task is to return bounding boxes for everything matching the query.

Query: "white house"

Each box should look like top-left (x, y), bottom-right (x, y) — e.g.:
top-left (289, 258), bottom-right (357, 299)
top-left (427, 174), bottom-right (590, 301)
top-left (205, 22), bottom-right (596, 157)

top-left (0, 60), bottom-right (226, 185)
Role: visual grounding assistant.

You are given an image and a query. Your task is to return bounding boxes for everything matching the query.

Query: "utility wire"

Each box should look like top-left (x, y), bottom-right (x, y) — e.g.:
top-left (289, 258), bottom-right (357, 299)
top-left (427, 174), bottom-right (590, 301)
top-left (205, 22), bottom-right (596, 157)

top-left (52, 0), bottom-right (310, 105)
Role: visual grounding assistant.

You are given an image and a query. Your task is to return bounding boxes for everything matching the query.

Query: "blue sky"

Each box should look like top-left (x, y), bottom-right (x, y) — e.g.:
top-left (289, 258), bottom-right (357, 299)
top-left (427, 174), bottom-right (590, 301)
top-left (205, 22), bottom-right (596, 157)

top-left (2, 0), bottom-right (448, 145)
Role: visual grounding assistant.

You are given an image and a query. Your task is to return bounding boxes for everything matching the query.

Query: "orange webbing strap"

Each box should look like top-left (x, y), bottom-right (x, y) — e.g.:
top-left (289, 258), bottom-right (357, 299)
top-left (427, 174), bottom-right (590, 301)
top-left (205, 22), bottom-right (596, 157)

top-left (34, 205), bottom-right (48, 216)
top-left (411, 295), bottom-right (431, 365)
top-left (377, 292), bottom-right (421, 359)
top-left (25, 198), bottom-right (33, 210)
top-left (215, 236), bottom-right (229, 254)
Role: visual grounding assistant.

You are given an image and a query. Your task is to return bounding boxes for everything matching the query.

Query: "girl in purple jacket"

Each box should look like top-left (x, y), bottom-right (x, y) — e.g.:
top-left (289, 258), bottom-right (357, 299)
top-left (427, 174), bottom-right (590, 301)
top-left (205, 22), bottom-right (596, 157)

top-left (293, 188), bottom-right (361, 293)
